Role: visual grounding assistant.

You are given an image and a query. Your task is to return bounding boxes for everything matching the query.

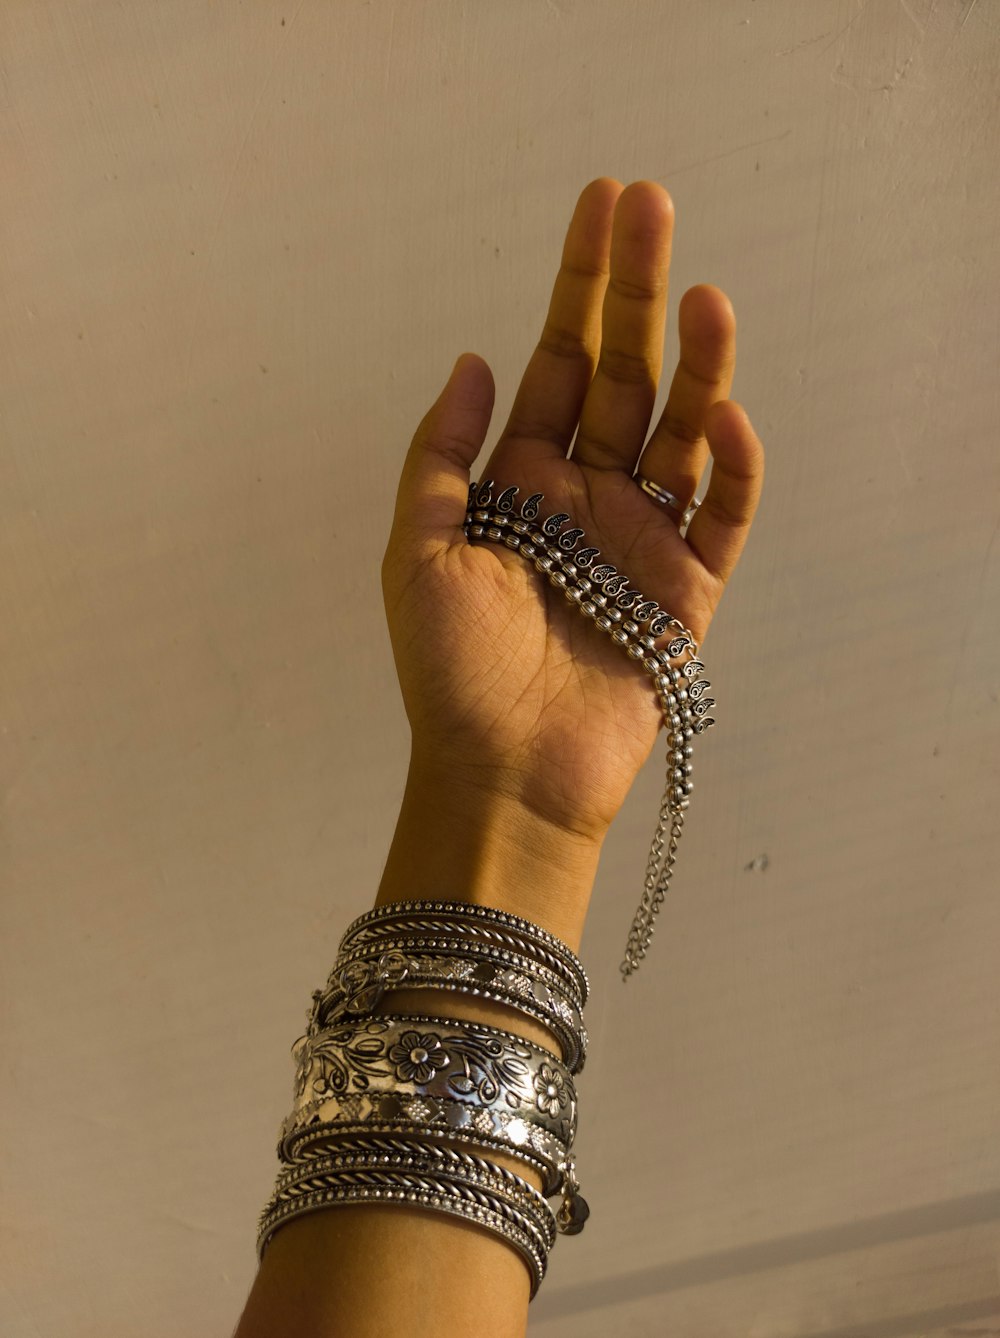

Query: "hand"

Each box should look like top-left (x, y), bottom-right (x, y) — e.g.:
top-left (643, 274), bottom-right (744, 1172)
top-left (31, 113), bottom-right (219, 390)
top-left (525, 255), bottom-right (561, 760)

top-left (381, 178), bottom-right (765, 846)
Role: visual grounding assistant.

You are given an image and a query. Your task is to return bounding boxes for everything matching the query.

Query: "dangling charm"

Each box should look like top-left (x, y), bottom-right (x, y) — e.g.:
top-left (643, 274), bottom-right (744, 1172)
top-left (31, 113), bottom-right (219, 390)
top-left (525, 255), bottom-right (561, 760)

top-left (558, 527), bottom-right (585, 551)
top-left (556, 1153), bottom-right (590, 1235)
top-left (520, 492), bottom-right (544, 520)
top-left (495, 485), bottom-right (519, 513)
top-left (476, 480), bottom-right (494, 507)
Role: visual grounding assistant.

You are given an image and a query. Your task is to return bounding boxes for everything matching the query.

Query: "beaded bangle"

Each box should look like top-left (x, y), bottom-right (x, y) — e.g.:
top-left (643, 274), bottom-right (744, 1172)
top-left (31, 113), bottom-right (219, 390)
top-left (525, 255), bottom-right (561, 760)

top-left (257, 1173), bottom-right (548, 1299)
top-left (317, 942), bottom-right (587, 1073)
top-left (340, 900), bottom-right (590, 1006)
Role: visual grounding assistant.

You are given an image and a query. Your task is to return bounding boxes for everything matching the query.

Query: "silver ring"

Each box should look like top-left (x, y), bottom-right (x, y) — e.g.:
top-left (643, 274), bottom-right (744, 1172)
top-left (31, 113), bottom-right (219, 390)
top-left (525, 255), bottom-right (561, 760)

top-left (636, 475), bottom-right (700, 525)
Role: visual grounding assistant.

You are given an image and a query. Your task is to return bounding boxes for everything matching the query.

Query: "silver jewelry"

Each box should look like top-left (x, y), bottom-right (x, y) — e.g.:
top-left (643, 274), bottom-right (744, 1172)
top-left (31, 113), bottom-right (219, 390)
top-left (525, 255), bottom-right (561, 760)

top-left (635, 473), bottom-right (701, 529)
top-left (319, 941), bottom-right (587, 1073)
top-left (284, 1013), bottom-right (576, 1147)
top-left (338, 900), bottom-right (590, 1007)
top-left (263, 1146), bottom-right (556, 1252)
top-left (280, 1110), bottom-right (566, 1198)
top-left (257, 1164), bottom-right (549, 1299)
top-left (267, 1135), bottom-right (557, 1245)
top-left (463, 480), bottom-right (715, 977)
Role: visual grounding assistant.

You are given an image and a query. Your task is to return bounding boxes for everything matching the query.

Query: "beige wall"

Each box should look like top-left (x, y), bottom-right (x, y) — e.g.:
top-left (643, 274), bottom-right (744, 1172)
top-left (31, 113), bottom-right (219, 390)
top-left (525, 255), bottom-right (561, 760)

top-left (2, 2), bottom-right (999, 1334)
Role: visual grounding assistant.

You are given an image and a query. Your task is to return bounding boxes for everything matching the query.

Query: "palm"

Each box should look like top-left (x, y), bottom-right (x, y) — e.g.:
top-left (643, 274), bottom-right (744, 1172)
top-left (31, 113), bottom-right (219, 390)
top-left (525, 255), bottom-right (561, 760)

top-left (382, 179), bottom-right (764, 843)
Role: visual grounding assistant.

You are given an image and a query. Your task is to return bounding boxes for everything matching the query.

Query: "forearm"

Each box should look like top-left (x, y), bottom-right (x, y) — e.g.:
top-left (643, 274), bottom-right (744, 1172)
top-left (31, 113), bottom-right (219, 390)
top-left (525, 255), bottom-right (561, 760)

top-left (232, 763), bottom-right (604, 1338)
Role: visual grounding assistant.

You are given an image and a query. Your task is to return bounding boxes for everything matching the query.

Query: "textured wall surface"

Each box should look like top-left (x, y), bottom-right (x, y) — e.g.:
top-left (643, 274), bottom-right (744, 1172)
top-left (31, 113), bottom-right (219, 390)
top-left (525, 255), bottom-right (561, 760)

top-left (2, 2), bottom-right (999, 1335)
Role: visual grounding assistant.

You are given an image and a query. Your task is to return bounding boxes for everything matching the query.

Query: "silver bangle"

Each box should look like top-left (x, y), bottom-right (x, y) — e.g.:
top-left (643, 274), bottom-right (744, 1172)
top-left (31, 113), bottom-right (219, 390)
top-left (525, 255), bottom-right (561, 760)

top-left (257, 1173), bottom-right (547, 1299)
top-left (270, 1134), bottom-right (556, 1238)
top-left (286, 1013), bottom-right (576, 1143)
top-left (280, 1110), bottom-right (567, 1199)
top-left (264, 1147), bottom-right (556, 1251)
top-left (319, 942), bottom-right (587, 1074)
top-left (339, 901), bottom-right (589, 1006)
top-left (335, 925), bottom-right (587, 1014)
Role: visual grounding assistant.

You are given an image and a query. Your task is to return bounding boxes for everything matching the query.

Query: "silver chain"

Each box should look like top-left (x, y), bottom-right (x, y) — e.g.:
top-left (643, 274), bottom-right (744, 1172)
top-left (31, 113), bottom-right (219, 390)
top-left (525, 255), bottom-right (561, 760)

top-left (464, 480), bottom-right (715, 979)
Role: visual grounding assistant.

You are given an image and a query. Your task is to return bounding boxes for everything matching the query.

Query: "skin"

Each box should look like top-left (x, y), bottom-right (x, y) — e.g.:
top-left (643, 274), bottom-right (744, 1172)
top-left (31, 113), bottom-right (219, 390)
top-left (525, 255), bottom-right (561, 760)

top-left (232, 177), bottom-right (764, 1338)
top-left (382, 176), bottom-right (764, 855)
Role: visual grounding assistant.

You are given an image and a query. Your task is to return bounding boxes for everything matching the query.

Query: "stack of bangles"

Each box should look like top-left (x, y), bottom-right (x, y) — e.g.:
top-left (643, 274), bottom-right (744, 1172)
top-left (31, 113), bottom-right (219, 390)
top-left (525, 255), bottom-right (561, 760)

top-left (256, 479), bottom-right (715, 1297)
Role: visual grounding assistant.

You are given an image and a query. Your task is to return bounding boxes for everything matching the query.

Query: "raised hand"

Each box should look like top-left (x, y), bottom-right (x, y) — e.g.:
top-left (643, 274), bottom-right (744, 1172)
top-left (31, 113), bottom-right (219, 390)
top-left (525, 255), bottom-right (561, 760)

top-left (381, 178), bottom-right (765, 847)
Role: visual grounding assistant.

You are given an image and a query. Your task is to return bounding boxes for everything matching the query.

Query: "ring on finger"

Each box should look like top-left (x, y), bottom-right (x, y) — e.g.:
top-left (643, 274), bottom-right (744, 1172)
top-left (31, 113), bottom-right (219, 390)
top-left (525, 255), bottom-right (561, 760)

top-left (635, 474), bottom-right (701, 529)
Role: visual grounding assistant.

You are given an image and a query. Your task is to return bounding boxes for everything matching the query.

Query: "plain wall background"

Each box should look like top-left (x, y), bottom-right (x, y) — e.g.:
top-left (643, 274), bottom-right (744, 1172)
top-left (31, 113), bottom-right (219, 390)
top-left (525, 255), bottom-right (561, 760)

top-left (2, 2), bottom-right (999, 1334)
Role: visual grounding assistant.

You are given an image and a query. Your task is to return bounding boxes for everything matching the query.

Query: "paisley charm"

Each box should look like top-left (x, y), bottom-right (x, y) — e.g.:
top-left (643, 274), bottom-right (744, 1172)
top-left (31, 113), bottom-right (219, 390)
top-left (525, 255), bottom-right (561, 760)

top-left (692, 697), bottom-right (715, 716)
top-left (496, 485), bottom-right (520, 513)
top-left (557, 527), bottom-right (585, 550)
top-left (541, 512), bottom-right (571, 536)
top-left (475, 480), bottom-right (494, 507)
top-left (682, 658), bottom-right (705, 678)
top-left (648, 611), bottom-right (674, 637)
top-left (634, 600), bottom-right (658, 623)
top-left (557, 1190), bottom-right (590, 1235)
top-left (603, 574), bottom-right (629, 596)
top-left (466, 482), bottom-right (478, 512)
top-left (667, 635), bottom-right (692, 657)
top-left (574, 547), bottom-right (600, 568)
top-left (590, 564), bottom-right (617, 584)
top-left (687, 679), bottom-right (711, 701)
top-left (520, 492), bottom-right (544, 520)
top-left (615, 590), bottom-right (642, 610)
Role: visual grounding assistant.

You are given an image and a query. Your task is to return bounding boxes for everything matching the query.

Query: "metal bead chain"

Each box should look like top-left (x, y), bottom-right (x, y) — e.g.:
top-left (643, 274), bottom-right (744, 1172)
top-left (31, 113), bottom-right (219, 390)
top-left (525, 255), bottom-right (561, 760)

top-left (463, 480), bottom-right (717, 979)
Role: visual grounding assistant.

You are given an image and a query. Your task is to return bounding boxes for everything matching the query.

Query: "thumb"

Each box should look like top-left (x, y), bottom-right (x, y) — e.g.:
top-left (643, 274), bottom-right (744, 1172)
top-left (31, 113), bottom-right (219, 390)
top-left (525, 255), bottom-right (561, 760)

top-left (388, 352), bottom-right (496, 557)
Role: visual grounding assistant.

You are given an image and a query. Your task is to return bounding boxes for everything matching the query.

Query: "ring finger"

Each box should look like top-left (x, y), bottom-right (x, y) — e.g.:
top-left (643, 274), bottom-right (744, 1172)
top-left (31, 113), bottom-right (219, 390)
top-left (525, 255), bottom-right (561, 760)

top-left (635, 283), bottom-right (737, 524)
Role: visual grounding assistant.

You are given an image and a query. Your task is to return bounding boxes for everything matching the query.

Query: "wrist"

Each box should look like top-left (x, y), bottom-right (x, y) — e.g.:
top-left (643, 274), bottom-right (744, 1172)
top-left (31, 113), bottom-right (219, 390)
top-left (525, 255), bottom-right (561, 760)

top-left (374, 758), bottom-right (606, 955)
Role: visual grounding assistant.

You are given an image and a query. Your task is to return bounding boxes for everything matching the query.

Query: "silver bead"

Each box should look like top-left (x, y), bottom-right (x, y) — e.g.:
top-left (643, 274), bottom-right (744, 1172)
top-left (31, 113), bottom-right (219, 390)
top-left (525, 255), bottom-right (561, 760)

top-left (520, 542), bottom-right (536, 558)
top-left (566, 586), bottom-right (585, 604)
top-left (550, 570), bottom-right (569, 588)
top-left (575, 577), bottom-right (592, 596)
top-left (626, 643), bottom-right (644, 659)
top-left (505, 534), bottom-right (521, 550)
top-left (580, 600), bottom-right (597, 617)
top-left (611, 628), bottom-right (629, 644)
top-left (596, 615), bottom-right (613, 631)
top-left (487, 525), bottom-right (502, 541)
top-left (591, 592), bottom-right (607, 609)
top-left (639, 634), bottom-right (656, 650)
top-left (622, 620), bottom-right (639, 637)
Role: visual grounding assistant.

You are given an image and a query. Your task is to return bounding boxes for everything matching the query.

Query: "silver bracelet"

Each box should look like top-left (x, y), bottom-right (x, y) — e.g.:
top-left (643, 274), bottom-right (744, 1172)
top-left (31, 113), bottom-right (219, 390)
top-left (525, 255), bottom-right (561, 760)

top-left (336, 923), bottom-right (587, 1014)
top-left (268, 1135), bottom-right (556, 1243)
top-left (257, 1172), bottom-right (548, 1299)
top-left (319, 942), bottom-right (586, 1074)
top-left (286, 1013), bottom-right (576, 1146)
top-left (264, 1147), bottom-right (556, 1252)
top-left (464, 481), bottom-right (716, 978)
top-left (280, 1109), bottom-right (566, 1198)
top-left (339, 901), bottom-right (590, 1006)
top-left (278, 1019), bottom-right (574, 1197)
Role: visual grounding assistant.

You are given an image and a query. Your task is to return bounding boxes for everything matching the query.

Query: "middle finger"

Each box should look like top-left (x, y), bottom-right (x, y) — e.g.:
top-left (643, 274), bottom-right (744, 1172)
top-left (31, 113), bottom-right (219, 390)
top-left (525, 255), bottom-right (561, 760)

top-left (570, 180), bottom-right (675, 476)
